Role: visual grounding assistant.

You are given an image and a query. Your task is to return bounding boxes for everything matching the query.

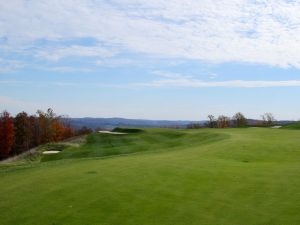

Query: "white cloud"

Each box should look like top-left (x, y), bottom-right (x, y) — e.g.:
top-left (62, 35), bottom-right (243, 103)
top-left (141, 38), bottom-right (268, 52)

top-left (1, 1), bottom-right (300, 67)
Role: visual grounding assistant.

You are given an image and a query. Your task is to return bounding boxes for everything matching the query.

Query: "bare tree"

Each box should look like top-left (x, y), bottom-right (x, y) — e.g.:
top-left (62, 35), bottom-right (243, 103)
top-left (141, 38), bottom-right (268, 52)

top-left (207, 115), bottom-right (217, 128)
top-left (187, 123), bottom-right (202, 129)
top-left (217, 115), bottom-right (230, 128)
top-left (261, 113), bottom-right (275, 126)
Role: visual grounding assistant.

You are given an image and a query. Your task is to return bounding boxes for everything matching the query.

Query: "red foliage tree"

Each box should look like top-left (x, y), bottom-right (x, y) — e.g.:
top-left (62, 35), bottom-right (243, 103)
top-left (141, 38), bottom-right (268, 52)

top-left (52, 117), bottom-right (75, 141)
top-left (62, 126), bottom-right (75, 139)
top-left (0, 111), bottom-right (15, 158)
top-left (0, 109), bottom-right (76, 159)
top-left (60, 116), bottom-right (74, 139)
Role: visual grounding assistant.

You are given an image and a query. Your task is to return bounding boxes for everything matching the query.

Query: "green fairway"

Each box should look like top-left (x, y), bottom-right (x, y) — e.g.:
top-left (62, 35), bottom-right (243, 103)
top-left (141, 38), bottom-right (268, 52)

top-left (1, 128), bottom-right (300, 225)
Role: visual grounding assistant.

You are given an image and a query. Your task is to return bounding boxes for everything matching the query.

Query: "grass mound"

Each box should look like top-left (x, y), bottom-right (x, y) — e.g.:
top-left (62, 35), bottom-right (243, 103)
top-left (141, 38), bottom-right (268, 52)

top-left (41, 143), bottom-right (69, 152)
top-left (41, 128), bottom-right (227, 162)
top-left (112, 127), bottom-right (144, 133)
top-left (281, 121), bottom-right (300, 129)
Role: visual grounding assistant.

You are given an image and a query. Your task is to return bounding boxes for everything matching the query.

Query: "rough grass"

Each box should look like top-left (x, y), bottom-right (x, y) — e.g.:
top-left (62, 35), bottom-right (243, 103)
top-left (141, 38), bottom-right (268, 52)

top-left (1, 128), bottom-right (300, 225)
top-left (112, 127), bottom-right (144, 133)
top-left (41, 129), bottom-right (227, 162)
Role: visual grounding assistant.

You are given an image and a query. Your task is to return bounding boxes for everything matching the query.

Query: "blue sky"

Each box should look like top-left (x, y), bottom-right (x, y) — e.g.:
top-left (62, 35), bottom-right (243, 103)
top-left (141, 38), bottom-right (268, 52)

top-left (1, 0), bottom-right (300, 120)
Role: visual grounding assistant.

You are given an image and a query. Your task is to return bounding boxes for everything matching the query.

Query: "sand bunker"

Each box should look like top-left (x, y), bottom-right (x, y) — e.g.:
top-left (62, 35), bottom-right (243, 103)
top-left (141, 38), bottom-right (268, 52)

top-left (98, 131), bottom-right (127, 135)
top-left (271, 126), bottom-right (282, 129)
top-left (43, 151), bottom-right (60, 154)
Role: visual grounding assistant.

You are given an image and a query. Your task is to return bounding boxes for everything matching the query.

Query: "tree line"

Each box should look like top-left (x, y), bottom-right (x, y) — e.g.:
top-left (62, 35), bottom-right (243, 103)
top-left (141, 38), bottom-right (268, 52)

top-left (0, 108), bottom-right (91, 159)
top-left (187, 112), bottom-right (276, 129)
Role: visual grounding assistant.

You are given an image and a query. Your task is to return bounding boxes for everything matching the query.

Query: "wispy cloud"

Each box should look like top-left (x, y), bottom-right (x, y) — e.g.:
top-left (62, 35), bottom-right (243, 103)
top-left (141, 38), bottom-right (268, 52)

top-left (152, 70), bottom-right (192, 79)
top-left (136, 78), bottom-right (300, 88)
top-left (0, 58), bottom-right (25, 74)
top-left (2, 77), bottom-right (300, 89)
top-left (1, 1), bottom-right (300, 67)
top-left (96, 58), bottom-right (138, 67)
top-left (44, 66), bottom-right (93, 73)
top-left (0, 80), bottom-right (79, 87)
top-left (208, 73), bottom-right (218, 79)
top-left (35, 45), bottom-right (117, 61)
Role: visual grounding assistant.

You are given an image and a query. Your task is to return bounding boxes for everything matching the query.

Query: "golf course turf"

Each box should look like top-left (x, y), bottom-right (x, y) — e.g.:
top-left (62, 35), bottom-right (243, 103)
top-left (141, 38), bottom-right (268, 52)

top-left (1, 127), bottom-right (300, 225)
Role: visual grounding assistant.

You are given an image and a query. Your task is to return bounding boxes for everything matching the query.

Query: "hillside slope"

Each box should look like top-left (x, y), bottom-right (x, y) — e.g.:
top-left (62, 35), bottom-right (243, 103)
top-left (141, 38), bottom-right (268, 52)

top-left (281, 121), bottom-right (300, 129)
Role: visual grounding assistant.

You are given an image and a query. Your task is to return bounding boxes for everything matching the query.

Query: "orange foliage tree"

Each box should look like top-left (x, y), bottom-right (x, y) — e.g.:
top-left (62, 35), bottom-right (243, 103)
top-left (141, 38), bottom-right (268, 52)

top-left (37, 108), bottom-right (57, 144)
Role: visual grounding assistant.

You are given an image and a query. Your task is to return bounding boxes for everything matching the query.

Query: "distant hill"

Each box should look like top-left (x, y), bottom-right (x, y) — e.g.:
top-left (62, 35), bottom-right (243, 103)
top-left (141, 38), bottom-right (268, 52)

top-left (68, 117), bottom-right (296, 130)
top-left (68, 117), bottom-right (205, 129)
top-left (246, 119), bottom-right (295, 126)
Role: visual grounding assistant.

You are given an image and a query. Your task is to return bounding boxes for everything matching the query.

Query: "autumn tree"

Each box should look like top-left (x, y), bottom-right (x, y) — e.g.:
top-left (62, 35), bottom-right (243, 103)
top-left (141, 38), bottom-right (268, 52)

top-left (37, 108), bottom-right (57, 143)
top-left (13, 112), bottom-right (31, 154)
top-left (0, 111), bottom-right (15, 158)
top-left (0, 108), bottom-right (75, 159)
top-left (63, 126), bottom-right (75, 139)
top-left (52, 119), bottom-right (74, 141)
top-left (35, 109), bottom-right (75, 143)
top-left (59, 116), bottom-right (74, 139)
top-left (52, 120), bottom-right (64, 141)
top-left (232, 112), bottom-right (247, 127)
